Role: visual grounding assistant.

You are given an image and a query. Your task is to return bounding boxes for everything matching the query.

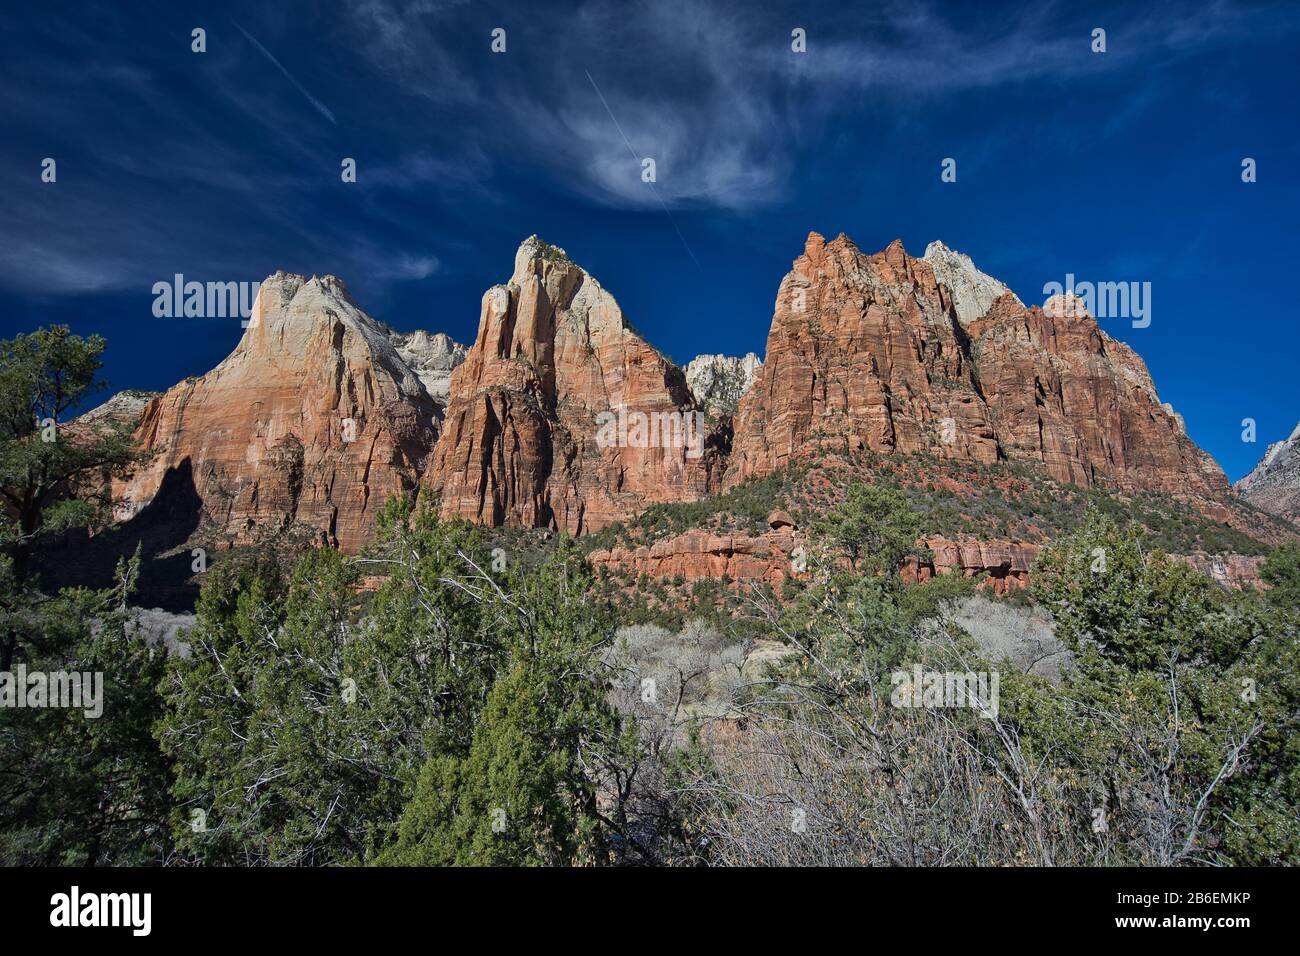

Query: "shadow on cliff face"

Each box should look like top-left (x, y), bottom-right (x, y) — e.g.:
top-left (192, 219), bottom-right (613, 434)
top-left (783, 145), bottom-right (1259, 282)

top-left (36, 458), bottom-right (205, 612)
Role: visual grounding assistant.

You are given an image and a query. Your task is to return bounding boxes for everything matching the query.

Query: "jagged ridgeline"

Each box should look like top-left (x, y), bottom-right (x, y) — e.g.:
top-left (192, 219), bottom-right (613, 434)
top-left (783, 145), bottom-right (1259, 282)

top-left (78, 233), bottom-right (1295, 561)
top-left (1236, 421), bottom-right (1300, 524)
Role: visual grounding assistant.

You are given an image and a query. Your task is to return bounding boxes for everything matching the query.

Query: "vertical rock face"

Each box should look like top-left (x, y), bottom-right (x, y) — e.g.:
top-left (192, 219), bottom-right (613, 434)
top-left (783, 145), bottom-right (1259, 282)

top-left (967, 293), bottom-right (1227, 497)
top-left (118, 273), bottom-right (441, 551)
top-left (1236, 421), bottom-right (1300, 523)
top-left (423, 237), bottom-right (719, 534)
top-left (727, 232), bottom-right (1000, 486)
top-left (727, 232), bottom-right (1229, 503)
top-left (684, 352), bottom-right (762, 413)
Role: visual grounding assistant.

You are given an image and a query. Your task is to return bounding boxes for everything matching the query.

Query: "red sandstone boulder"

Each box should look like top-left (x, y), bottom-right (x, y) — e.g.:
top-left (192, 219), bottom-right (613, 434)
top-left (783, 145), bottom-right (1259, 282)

top-left (902, 536), bottom-right (1040, 595)
top-left (767, 509), bottom-right (795, 530)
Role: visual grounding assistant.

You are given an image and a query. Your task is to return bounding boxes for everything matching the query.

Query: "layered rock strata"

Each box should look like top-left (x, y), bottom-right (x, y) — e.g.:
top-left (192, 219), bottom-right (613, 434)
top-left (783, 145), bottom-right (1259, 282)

top-left (422, 237), bottom-right (721, 534)
top-left (117, 273), bottom-right (441, 551)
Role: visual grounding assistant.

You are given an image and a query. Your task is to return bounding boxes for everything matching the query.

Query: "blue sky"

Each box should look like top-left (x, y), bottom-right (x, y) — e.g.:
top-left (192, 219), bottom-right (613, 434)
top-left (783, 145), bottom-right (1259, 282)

top-left (2, 0), bottom-right (1297, 479)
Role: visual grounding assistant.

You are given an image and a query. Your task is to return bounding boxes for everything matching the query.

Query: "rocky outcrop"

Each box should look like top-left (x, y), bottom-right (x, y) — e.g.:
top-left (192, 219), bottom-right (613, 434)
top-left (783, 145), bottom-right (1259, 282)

top-left (117, 272), bottom-right (440, 551)
top-left (967, 291), bottom-right (1227, 499)
top-left (422, 237), bottom-right (721, 534)
top-left (62, 390), bottom-right (162, 509)
top-left (684, 352), bottom-right (762, 413)
top-left (73, 389), bottom-right (160, 434)
top-left (903, 536), bottom-right (1040, 595)
top-left (1235, 421), bottom-right (1300, 524)
top-left (588, 529), bottom-right (1263, 596)
top-left (1177, 552), bottom-right (1268, 591)
top-left (726, 232), bottom-right (1230, 507)
top-left (588, 529), bottom-right (1038, 595)
top-left (727, 233), bottom-right (1003, 483)
top-left (390, 330), bottom-right (467, 407)
top-left (767, 509), bottom-right (795, 530)
top-left (922, 240), bottom-right (1020, 327)
top-left (588, 528), bottom-right (802, 587)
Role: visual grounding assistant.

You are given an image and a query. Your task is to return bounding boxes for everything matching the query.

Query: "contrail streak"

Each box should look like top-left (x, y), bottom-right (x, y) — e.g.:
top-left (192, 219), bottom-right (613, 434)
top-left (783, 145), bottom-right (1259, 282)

top-left (233, 21), bottom-right (337, 125)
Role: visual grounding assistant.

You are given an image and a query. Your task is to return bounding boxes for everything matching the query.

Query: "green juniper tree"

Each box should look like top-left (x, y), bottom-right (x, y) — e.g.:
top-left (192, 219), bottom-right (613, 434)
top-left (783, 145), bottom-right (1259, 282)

top-left (160, 499), bottom-right (646, 866)
top-left (811, 481), bottom-right (924, 576)
top-left (0, 327), bottom-right (168, 864)
top-left (377, 541), bottom-right (633, 866)
top-left (0, 326), bottom-right (138, 671)
top-left (1028, 513), bottom-right (1298, 864)
top-left (157, 501), bottom-right (495, 865)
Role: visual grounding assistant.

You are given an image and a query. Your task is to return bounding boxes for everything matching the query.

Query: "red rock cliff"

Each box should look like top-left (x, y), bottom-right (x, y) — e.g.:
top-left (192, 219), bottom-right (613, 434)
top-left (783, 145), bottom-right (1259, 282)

top-left (107, 233), bottom-right (1242, 552)
top-left (726, 233), bottom-right (1229, 506)
top-left (422, 237), bottom-right (721, 534)
top-left (117, 273), bottom-right (439, 551)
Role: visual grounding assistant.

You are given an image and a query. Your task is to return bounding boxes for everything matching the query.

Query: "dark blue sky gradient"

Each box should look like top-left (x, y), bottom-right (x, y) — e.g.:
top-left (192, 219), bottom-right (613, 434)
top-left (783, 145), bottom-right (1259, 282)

top-left (2, 0), bottom-right (1297, 479)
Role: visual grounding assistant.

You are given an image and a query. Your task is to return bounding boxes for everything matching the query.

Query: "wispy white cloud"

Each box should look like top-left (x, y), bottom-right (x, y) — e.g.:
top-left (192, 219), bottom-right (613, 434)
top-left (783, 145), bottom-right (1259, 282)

top-left (366, 149), bottom-right (496, 196)
top-left (0, 241), bottom-right (138, 295)
top-left (4, 0), bottom-right (1294, 301)
top-left (345, 0), bottom-right (1300, 211)
top-left (369, 251), bottom-right (442, 280)
top-left (344, 0), bottom-right (479, 106)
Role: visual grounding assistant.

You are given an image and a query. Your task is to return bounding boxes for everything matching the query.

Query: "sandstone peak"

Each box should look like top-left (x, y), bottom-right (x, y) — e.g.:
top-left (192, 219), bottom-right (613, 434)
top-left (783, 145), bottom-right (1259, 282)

top-left (802, 231), bottom-right (828, 267)
top-left (880, 237), bottom-right (911, 270)
top-left (684, 352), bottom-right (763, 414)
top-left (1238, 435), bottom-right (1292, 490)
top-left (1042, 291), bottom-right (1092, 320)
top-left (1161, 402), bottom-right (1187, 436)
top-left (238, 271), bottom-right (428, 403)
top-left (254, 270), bottom-right (348, 305)
top-left (263, 269), bottom-right (307, 285)
top-left (389, 330), bottom-right (468, 407)
top-left (814, 231), bottom-right (862, 257)
top-left (117, 270), bottom-right (443, 551)
top-left (513, 235), bottom-right (571, 279)
top-left (71, 389), bottom-right (160, 438)
top-left (1236, 421), bottom-right (1300, 524)
top-left (391, 328), bottom-right (459, 354)
top-left (309, 273), bottom-right (349, 298)
top-left (103, 227), bottom-right (1246, 555)
top-left (424, 237), bottom-right (718, 534)
top-left (728, 233), bottom-right (1228, 504)
top-left (922, 240), bottom-right (1022, 327)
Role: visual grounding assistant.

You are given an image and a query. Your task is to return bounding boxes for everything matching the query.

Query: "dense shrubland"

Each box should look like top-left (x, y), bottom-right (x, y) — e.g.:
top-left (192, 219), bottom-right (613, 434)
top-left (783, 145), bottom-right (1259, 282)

top-left (677, 491), bottom-right (1300, 865)
top-left (10, 482), bottom-right (1295, 865)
